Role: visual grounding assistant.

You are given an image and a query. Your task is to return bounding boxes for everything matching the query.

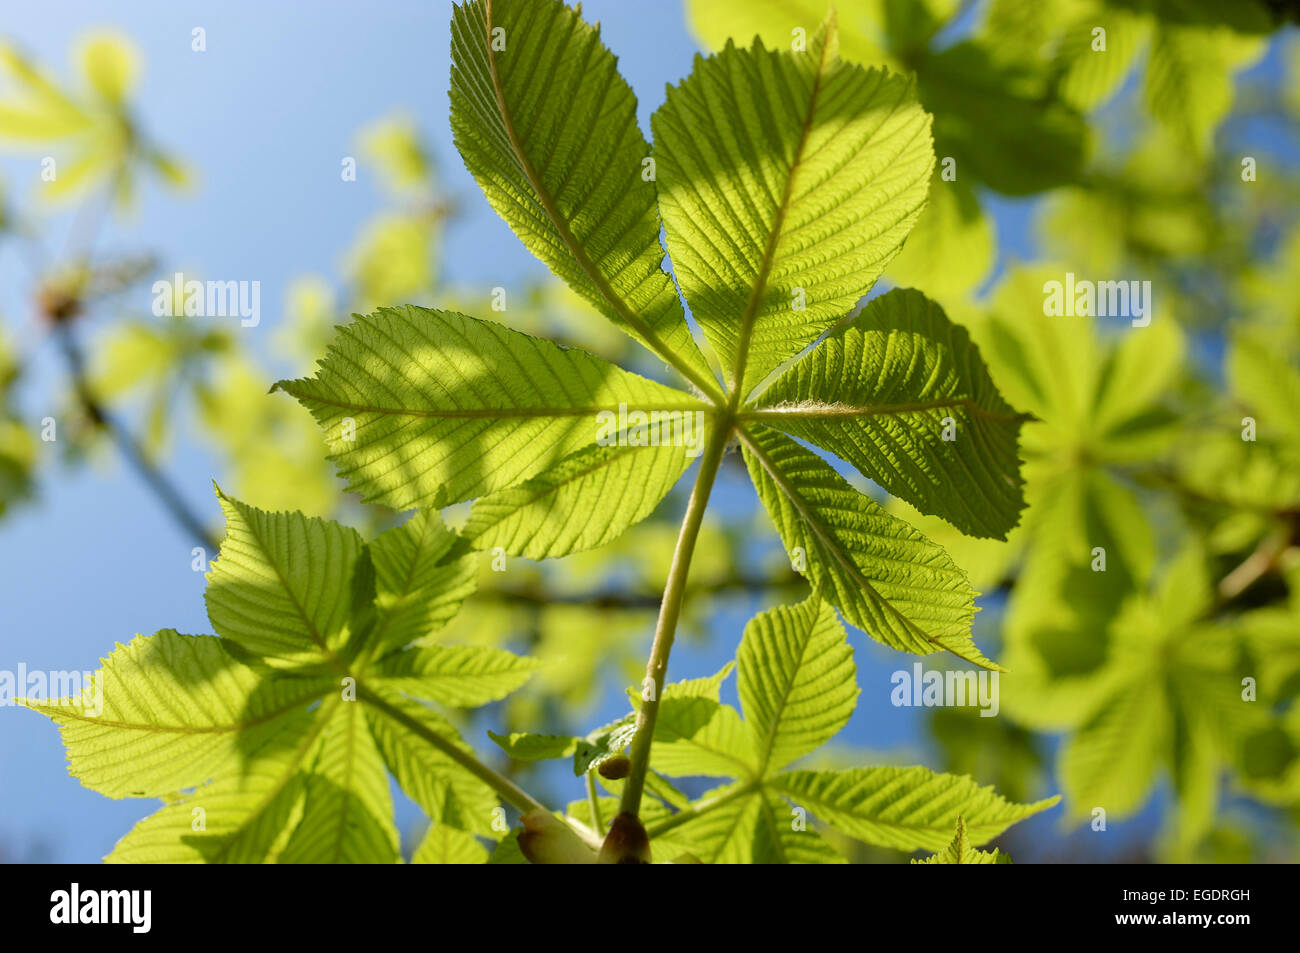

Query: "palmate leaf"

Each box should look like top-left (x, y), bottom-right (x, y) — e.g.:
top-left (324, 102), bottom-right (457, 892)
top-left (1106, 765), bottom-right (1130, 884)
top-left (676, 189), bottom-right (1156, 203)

top-left (653, 16), bottom-right (933, 396)
top-left (1144, 21), bottom-right (1263, 158)
top-left (617, 600), bottom-right (1054, 862)
top-left (281, 0), bottom-right (1024, 672)
top-left (1050, 543), bottom-right (1273, 827)
top-left (28, 492), bottom-right (536, 863)
top-left (449, 0), bottom-right (718, 397)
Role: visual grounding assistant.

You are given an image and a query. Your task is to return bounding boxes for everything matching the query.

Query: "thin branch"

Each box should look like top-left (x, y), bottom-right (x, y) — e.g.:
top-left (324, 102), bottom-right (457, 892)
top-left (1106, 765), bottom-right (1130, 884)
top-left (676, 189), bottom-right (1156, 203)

top-left (1217, 525), bottom-right (1294, 604)
top-left (475, 568), bottom-right (805, 611)
top-left (53, 322), bottom-right (218, 553)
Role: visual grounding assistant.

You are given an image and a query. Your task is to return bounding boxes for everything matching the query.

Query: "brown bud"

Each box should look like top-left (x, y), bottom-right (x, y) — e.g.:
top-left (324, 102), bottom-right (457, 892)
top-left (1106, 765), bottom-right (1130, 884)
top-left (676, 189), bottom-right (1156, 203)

top-left (598, 811), bottom-right (652, 864)
top-left (597, 754), bottom-right (631, 780)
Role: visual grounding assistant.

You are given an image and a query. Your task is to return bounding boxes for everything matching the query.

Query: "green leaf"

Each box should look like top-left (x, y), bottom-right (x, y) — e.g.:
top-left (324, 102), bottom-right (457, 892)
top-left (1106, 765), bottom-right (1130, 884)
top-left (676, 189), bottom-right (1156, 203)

top-left (665, 784), bottom-right (762, 863)
top-left (627, 664), bottom-right (757, 778)
top-left (364, 690), bottom-right (501, 835)
top-left (770, 766), bottom-right (1058, 851)
top-left (412, 825), bottom-right (489, 864)
top-left (22, 630), bottom-right (329, 799)
top-left (664, 783), bottom-right (845, 864)
top-left (373, 644), bottom-right (539, 707)
top-left (653, 15), bottom-right (933, 395)
top-left (738, 597), bottom-right (858, 775)
top-left (1144, 22), bottom-right (1262, 158)
top-left (106, 712), bottom-right (324, 864)
top-left (1052, 8), bottom-right (1147, 111)
top-left (919, 40), bottom-right (1088, 195)
top-left (1060, 675), bottom-right (1170, 823)
top-left (885, 173), bottom-right (995, 303)
top-left (29, 492), bottom-right (531, 863)
top-left (753, 790), bottom-right (848, 864)
top-left (368, 510), bottom-right (478, 654)
top-left (573, 715), bottom-right (637, 776)
top-left (461, 439), bottom-right (699, 559)
top-left (205, 487), bottom-right (363, 666)
top-left (488, 730), bottom-right (579, 761)
top-left (275, 306), bottom-right (704, 511)
top-left (280, 702), bottom-right (401, 864)
top-left (748, 288), bottom-right (1029, 539)
top-left (448, 0), bottom-right (717, 396)
top-left (649, 698), bottom-right (756, 779)
top-left (1228, 330), bottom-right (1300, 446)
top-left (684, 0), bottom-right (899, 71)
top-left (911, 816), bottom-right (1012, 864)
top-left (740, 425), bottom-right (996, 668)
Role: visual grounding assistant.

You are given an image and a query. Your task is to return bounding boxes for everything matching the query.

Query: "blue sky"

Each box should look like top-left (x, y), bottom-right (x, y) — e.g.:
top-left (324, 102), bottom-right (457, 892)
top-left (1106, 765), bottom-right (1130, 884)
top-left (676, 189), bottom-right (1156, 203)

top-left (0, 1), bottom-right (1291, 863)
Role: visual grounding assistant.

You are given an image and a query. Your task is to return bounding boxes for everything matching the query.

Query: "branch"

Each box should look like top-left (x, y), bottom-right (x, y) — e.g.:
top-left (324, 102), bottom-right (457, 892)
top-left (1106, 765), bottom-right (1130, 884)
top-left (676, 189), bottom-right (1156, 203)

top-left (475, 568), bottom-right (806, 611)
top-left (53, 321), bottom-right (219, 553)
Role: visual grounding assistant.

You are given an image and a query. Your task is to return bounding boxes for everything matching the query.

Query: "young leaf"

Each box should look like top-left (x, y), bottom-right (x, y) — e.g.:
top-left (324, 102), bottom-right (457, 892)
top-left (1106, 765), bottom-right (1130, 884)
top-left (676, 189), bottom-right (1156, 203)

top-left (372, 644), bottom-right (539, 707)
top-left (769, 766), bottom-right (1058, 851)
top-left (280, 702), bottom-right (401, 864)
top-left (412, 825), bottom-right (490, 864)
top-left (23, 630), bottom-right (330, 799)
top-left (746, 288), bottom-right (1029, 540)
top-left (488, 730), bottom-right (579, 761)
top-left (30, 493), bottom-right (533, 861)
top-left (461, 439), bottom-right (698, 559)
top-left (738, 597), bottom-right (858, 776)
top-left (275, 306), bottom-right (704, 514)
top-left (367, 509), bottom-right (478, 654)
top-left (205, 488), bottom-right (363, 667)
top-left (740, 426), bottom-right (996, 669)
top-left (364, 691), bottom-right (501, 835)
top-left (653, 16), bottom-right (933, 395)
top-left (911, 816), bottom-right (1012, 864)
top-left (632, 665), bottom-right (758, 778)
top-left (449, 0), bottom-right (718, 396)
top-left (649, 697), bottom-right (756, 778)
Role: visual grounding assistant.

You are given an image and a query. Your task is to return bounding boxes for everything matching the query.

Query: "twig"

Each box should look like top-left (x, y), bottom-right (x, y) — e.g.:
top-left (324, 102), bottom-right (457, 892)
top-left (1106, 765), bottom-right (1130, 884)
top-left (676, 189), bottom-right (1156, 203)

top-left (53, 322), bottom-right (218, 553)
